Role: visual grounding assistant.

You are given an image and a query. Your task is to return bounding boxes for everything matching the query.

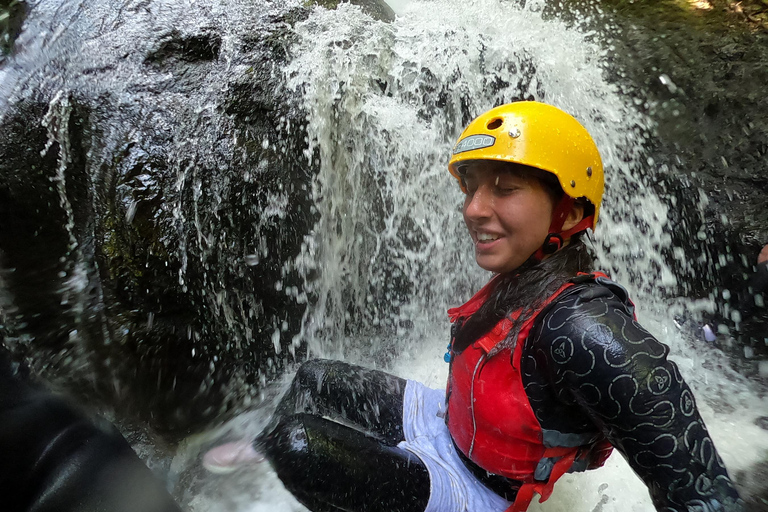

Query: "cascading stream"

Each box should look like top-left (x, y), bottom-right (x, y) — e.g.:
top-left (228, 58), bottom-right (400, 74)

top-left (188, 1), bottom-right (767, 511)
top-left (1, 0), bottom-right (765, 510)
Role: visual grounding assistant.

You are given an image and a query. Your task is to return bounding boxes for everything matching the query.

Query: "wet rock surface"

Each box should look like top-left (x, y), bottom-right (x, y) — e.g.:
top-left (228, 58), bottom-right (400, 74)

top-left (554, 0), bottom-right (768, 373)
top-left (598, 0), bottom-right (768, 371)
top-left (0, 0), bottom-right (766, 437)
top-left (0, 0), bottom-right (317, 434)
top-left (0, 0), bottom-right (26, 61)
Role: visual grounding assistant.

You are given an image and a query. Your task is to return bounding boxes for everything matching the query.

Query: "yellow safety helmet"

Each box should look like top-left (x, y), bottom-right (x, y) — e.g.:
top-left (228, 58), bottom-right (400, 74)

top-left (448, 101), bottom-right (604, 230)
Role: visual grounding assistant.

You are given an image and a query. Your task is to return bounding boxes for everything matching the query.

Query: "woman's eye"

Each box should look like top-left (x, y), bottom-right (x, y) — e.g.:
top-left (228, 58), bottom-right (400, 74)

top-left (494, 176), bottom-right (518, 191)
top-left (496, 183), bottom-right (518, 193)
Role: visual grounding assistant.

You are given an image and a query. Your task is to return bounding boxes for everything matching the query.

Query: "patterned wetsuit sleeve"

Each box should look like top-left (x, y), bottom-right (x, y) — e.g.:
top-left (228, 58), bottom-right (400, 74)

top-left (530, 284), bottom-right (744, 512)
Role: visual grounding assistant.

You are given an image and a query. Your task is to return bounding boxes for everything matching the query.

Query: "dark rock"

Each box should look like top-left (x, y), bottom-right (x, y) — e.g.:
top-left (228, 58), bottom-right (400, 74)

top-left (0, 1), bottom-right (318, 434)
top-left (0, 0), bottom-right (26, 60)
top-left (144, 30), bottom-right (222, 66)
top-left (557, 0), bottom-right (768, 361)
top-left (308, 0), bottom-right (396, 22)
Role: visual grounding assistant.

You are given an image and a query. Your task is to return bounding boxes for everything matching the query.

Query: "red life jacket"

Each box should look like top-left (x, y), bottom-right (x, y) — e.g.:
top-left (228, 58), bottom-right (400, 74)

top-left (446, 272), bottom-right (614, 512)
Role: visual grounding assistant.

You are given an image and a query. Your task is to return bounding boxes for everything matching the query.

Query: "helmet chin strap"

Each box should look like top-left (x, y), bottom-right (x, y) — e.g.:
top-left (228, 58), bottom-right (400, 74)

top-left (533, 196), bottom-right (593, 261)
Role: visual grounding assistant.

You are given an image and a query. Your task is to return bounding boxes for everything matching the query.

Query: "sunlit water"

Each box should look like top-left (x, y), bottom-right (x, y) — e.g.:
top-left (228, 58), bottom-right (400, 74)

top-left (172, 1), bottom-right (767, 511)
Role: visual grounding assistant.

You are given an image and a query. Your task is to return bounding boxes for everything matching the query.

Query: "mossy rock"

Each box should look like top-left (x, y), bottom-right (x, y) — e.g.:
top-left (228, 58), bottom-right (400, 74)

top-left (0, 0), bottom-right (26, 59)
top-left (305, 0), bottom-right (395, 22)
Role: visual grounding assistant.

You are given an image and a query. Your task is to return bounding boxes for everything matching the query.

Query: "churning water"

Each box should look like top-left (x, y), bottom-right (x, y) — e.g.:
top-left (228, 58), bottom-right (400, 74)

top-left (180, 1), bottom-right (767, 511)
top-left (2, 0), bottom-right (765, 509)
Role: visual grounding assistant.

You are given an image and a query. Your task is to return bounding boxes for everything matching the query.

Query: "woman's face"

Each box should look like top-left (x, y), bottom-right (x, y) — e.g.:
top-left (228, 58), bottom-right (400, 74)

top-left (462, 162), bottom-right (555, 274)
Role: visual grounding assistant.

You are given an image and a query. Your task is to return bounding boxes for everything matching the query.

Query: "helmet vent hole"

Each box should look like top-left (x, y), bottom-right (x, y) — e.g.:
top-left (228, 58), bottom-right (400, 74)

top-left (486, 118), bottom-right (503, 130)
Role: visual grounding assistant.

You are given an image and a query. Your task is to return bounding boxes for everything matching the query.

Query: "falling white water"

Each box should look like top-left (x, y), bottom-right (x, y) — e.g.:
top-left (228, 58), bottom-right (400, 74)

top-left (185, 1), bottom-right (768, 511)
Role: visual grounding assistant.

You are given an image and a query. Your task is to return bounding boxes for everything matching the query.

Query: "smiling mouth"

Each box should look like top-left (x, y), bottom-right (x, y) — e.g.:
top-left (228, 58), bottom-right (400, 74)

top-left (476, 233), bottom-right (500, 243)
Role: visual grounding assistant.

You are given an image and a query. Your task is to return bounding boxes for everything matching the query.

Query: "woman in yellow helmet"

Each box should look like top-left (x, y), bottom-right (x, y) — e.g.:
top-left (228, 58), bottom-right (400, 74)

top-left (204, 102), bottom-right (743, 512)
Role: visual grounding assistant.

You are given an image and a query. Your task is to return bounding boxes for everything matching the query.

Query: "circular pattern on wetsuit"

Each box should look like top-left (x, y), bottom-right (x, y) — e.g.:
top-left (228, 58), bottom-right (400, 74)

top-left (695, 474), bottom-right (715, 496)
top-left (577, 382), bottom-right (602, 406)
top-left (646, 366), bottom-right (672, 395)
top-left (681, 388), bottom-right (695, 417)
top-left (522, 283), bottom-right (742, 510)
top-left (550, 336), bottom-right (574, 364)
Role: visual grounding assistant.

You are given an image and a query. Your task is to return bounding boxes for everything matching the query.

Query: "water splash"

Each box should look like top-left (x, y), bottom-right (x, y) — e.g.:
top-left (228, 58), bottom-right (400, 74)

top-left (2, 0), bottom-right (763, 509)
top-left (285, 0), bottom-right (655, 357)
top-left (187, 1), bottom-right (767, 511)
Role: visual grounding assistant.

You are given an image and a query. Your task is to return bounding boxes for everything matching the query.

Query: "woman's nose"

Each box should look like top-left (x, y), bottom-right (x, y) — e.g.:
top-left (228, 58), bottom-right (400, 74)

top-left (464, 186), bottom-right (493, 220)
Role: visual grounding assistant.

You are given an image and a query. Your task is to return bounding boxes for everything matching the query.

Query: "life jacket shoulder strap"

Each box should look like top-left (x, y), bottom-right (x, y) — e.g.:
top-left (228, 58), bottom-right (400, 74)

top-left (449, 271), bottom-right (615, 359)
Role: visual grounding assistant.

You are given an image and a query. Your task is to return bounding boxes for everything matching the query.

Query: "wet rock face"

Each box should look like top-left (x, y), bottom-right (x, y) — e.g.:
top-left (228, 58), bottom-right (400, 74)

top-left (555, 0), bottom-right (768, 273)
top-left (596, 2), bottom-right (768, 368)
top-left (553, 0), bottom-right (767, 369)
top-left (0, 1), bottom-right (318, 433)
top-left (309, 0), bottom-right (396, 22)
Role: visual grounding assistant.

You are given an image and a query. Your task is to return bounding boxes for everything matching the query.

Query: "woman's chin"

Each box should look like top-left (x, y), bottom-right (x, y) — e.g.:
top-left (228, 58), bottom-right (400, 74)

top-left (475, 256), bottom-right (520, 275)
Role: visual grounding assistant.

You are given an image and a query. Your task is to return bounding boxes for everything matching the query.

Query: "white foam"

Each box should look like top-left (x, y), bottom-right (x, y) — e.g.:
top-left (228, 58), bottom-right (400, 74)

top-left (180, 0), bottom-right (767, 509)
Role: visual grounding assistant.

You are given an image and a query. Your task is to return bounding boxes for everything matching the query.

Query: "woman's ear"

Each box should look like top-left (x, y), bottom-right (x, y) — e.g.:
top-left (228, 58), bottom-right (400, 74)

top-left (561, 202), bottom-right (585, 232)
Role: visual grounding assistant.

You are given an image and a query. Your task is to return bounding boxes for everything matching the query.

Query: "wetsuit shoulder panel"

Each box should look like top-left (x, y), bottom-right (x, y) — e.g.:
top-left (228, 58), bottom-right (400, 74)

top-left (523, 282), bottom-right (744, 512)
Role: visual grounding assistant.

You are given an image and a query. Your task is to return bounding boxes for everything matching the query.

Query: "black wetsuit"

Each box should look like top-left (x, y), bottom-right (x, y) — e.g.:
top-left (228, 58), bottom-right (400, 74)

top-left (0, 344), bottom-right (182, 512)
top-left (261, 279), bottom-right (744, 512)
top-left (735, 260), bottom-right (768, 344)
top-left (522, 279), bottom-right (743, 511)
top-left (712, 259), bottom-right (768, 351)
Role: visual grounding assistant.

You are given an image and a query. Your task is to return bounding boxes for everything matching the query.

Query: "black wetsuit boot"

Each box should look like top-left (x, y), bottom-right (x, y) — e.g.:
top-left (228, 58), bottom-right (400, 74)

top-left (260, 359), bottom-right (430, 512)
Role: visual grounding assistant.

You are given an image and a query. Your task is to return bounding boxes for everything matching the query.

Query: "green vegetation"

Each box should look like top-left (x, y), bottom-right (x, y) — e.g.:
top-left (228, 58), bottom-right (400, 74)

top-left (0, 0), bottom-right (25, 58)
top-left (603, 0), bottom-right (768, 31)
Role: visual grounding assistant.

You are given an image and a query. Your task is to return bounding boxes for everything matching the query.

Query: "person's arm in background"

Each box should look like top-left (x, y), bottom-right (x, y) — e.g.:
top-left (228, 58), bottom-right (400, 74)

top-left (734, 243), bottom-right (768, 320)
top-left (751, 243), bottom-right (768, 292)
top-left (0, 342), bottom-right (183, 512)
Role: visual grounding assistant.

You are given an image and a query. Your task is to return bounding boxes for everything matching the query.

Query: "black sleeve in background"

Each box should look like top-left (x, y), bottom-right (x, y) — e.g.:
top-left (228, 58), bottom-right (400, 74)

top-left (752, 261), bottom-right (768, 294)
top-left (0, 345), bottom-right (183, 512)
top-left (736, 261), bottom-right (768, 319)
top-left (529, 284), bottom-right (744, 512)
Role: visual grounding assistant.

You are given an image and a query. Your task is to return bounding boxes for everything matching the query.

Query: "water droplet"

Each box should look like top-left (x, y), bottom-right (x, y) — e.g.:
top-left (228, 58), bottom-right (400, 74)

top-left (125, 200), bottom-right (137, 223)
top-left (658, 74), bottom-right (678, 94)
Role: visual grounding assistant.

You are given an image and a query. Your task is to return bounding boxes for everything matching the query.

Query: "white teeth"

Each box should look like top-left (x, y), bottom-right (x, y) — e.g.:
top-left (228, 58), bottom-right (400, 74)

top-left (477, 233), bottom-right (499, 242)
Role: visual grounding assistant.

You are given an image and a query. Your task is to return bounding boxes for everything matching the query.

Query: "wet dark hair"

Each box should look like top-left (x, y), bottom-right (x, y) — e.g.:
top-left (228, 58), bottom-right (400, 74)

top-left (453, 234), bottom-right (594, 357)
top-left (453, 161), bottom-right (597, 356)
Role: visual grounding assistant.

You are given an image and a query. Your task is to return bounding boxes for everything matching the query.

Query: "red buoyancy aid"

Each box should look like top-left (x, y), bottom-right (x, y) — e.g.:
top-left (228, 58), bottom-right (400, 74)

top-left (446, 272), bottom-right (614, 512)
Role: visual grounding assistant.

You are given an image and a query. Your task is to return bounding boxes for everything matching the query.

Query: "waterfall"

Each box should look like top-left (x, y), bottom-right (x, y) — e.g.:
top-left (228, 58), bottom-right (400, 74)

top-left (186, 1), bottom-right (767, 511)
top-left (285, 0), bottom-right (655, 356)
top-left (1, 0), bottom-right (765, 509)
